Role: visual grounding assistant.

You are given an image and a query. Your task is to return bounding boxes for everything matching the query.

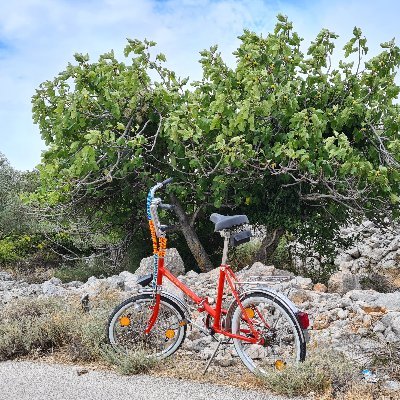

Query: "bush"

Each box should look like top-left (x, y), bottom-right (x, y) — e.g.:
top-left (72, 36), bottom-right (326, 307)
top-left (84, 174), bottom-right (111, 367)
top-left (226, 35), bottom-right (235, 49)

top-left (228, 239), bottom-right (262, 270)
top-left (269, 234), bottom-right (292, 269)
top-left (0, 297), bottom-right (67, 360)
top-left (54, 258), bottom-right (113, 283)
top-left (0, 293), bottom-right (159, 375)
top-left (259, 350), bottom-right (359, 397)
top-left (100, 345), bottom-right (158, 375)
top-left (0, 294), bottom-right (112, 361)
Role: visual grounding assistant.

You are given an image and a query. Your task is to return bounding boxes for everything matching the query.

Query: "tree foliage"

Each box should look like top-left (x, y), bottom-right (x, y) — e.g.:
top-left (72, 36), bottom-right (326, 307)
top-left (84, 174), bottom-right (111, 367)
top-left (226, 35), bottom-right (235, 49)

top-left (31, 16), bottom-right (400, 272)
top-left (0, 154), bottom-right (44, 265)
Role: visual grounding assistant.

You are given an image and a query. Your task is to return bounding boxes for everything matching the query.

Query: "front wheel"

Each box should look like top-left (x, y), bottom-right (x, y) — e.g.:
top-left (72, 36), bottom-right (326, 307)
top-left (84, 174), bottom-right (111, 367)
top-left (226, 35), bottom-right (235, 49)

top-left (229, 292), bottom-right (306, 376)
top-left (107, 293), bottom-right (187, 359)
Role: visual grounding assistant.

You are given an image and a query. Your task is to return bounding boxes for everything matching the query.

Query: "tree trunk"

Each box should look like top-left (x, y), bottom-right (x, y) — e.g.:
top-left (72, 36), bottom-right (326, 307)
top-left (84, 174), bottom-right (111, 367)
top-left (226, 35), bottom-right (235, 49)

top-left (251, 227), bottom-right (285, 265)
top-left (169, 194), bottom-right (214, 272)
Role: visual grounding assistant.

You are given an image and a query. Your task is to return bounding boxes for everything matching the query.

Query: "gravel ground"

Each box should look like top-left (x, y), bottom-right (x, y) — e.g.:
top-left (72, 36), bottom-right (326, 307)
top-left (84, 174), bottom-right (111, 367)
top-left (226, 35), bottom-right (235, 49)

top-left (0, 361), bottom-right (296, 400)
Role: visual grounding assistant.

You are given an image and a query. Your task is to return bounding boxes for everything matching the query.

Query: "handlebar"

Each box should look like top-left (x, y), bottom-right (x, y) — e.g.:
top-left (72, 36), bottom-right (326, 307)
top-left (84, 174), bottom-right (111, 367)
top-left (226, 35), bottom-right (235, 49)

top-left (147, 178), bottom-right (175, 237)
top-left (149, 177), bottom-right (173, 198)
top-left (159, 203), bottom-right (174, 210)
top-left (161, 177), bottom-right (173, 186)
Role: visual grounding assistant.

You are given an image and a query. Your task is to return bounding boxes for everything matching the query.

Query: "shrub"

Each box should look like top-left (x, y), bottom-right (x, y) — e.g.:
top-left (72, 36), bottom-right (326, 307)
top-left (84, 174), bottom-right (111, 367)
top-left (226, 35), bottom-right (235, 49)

top-left (0, 297), bottom-right (67, 360)
top-left (228, 239), bottom-right (262, 270)
top-left (259, 350), bottom-right (359, 397)
top-left (54, 258), bottom-right (112, 283)
top-left (0, 293), bottom-right (159, 375)
top-left (360, 273), bottom-right (397, 293)
top-left (0, 294), bottom-right (114, 361)
top-left (100, 345), bottom-right (158, 375)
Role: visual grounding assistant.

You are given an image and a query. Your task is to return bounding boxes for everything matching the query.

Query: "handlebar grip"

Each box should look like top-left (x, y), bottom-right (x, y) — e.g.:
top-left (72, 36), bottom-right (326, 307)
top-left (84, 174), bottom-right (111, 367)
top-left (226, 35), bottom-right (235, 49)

top-left (161, 177), bottom-right (173, 186)
top-left (160, 225), bottom-right (177, 232)
top-left (159, 203), bottom-right (174, 210)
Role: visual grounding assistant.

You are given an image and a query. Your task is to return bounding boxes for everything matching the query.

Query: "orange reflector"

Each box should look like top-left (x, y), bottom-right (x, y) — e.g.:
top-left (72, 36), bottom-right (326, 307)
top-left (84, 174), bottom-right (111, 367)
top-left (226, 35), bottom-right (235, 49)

top-left (275, 360), bottom-right (286, 371)
top-left (244, 308), bottom-right (255, 319)
top-left (165, 329), bottom-right (175, 339)
top-left (119, 316), bottom-right (131, 327)
top-left (179, 320), bottom-right (187, 327)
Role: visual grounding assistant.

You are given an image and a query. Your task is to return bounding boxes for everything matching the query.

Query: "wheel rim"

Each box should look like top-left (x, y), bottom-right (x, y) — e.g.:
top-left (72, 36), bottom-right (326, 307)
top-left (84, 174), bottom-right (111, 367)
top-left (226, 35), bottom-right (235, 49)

top-left (109, 297), bottom-right (185, 358)
top-left (232, 295), bottom-right (301, 375)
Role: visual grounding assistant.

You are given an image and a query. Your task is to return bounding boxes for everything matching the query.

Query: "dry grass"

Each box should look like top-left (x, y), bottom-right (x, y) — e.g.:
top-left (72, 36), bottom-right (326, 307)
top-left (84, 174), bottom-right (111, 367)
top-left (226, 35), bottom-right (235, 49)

top-left (338, 383), bottom-right (400, 400)
top-left (258, 350), bottom-right (359, 398)
top-left (100, 345), bottom-right (158, 375)
top-left (0, 291), bottom-right (160, 375)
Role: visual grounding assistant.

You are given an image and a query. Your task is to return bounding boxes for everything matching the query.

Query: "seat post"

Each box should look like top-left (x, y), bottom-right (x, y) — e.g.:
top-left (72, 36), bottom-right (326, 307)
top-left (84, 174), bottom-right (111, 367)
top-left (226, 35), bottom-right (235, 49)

top-left (220, 230), bottom-right (230, 265)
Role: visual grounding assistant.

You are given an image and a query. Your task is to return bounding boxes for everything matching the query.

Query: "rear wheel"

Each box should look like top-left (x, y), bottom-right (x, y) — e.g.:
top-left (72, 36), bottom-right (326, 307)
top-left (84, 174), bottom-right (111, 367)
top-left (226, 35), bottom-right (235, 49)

top-left (229, 292), bottom-right (306, 375)
top-left (107, 293), bottom-right (187, 358)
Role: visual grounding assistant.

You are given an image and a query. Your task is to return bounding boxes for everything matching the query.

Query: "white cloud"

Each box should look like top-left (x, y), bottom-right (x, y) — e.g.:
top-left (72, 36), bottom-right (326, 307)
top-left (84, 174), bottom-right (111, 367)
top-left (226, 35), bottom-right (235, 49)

top-left (0, 0), bottom-right (399, 170)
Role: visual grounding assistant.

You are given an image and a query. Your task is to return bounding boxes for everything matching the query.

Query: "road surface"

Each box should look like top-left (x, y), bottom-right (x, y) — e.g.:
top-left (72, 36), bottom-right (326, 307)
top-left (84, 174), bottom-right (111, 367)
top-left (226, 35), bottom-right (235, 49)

top-left (0, 361), bottom-right (296, 400)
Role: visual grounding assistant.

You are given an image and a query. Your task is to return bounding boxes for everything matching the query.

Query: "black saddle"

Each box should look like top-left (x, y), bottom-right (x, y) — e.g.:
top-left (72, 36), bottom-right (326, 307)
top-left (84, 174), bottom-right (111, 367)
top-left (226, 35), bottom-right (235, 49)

top-left (210, 213), bottom-right (249, 232)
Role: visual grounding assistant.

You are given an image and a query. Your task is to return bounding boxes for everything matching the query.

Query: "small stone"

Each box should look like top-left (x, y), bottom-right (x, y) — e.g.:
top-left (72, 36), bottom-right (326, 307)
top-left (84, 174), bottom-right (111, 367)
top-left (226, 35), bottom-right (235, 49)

top-left (0, 272), bottom-right (13, 281)
top-left (372, 321), bottom-right (385, 333)
top-left (119, 271), bottom-right (136, 281)
top-left (186, 270), bottom-right (198, 279)
top-left (347, 247), bottom-right (361, 259)
top-left (65, 281), bottom-right (83, 288)
top-left (41, 280), bottom-right (66, 296)
top-left (362, 314), bottom-right (372, 328)
top-left (136, 248), bottom-right (185, 277)
top-left (313, 283), bottom-right (327, 293)
top-left (361, 305), bottom-right (387, 314)
top-left (313, 315), bottom-right (330, 330)
top-left (383, 380), bottom-right (400, 391)
top-left (86, 276), bottom-right (98, 284)
top-left (215, 354), bottom-right (235, 367)
top-left (293, 277), bottom-right (313, 290)
top-left (217, 358), bottom-right (235, 367)
top-left (390, 314), bottom-right (400, 335)
top-left (77, 369), bottom-right (89, 376)
top-left (337, 309), bottom-right (349, 320)
top-left (385, 332), bottom-right (398, 343)
top-left (289, 289), bottom-right (310, 304)
top-left (106, 275), bottom-right (125, 290)
top-left (357, 327), bottom-right (369, 336)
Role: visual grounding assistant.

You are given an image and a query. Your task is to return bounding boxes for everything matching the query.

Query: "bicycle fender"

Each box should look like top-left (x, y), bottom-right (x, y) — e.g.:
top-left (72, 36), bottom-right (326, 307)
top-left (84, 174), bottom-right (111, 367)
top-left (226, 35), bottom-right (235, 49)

top-left (139, 288), bottom-right (190, 319)
top-left (235, 287), bottom-right (299, 314)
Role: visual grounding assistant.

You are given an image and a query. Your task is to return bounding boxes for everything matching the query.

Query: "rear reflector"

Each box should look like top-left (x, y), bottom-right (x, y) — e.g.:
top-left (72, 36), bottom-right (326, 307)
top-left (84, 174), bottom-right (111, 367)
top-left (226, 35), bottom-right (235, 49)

top-left (296, 311), bottom-right (310, 329)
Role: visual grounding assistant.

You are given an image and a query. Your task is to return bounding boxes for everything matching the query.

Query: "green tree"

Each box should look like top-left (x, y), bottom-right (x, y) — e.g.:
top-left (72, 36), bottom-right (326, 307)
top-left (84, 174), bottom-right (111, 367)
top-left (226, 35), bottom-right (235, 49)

top-left (0, 154), bottom-right (34, 237)
top-left (0, 154), bottom-right (43, 265)
top-left (32, 16), bottom-right (400, 273)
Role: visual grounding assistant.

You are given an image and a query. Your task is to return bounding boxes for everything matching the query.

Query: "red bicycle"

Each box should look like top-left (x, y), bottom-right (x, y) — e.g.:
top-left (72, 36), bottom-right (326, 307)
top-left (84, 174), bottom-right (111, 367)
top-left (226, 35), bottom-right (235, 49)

top-left (108, 178), bottom-right (309, 375)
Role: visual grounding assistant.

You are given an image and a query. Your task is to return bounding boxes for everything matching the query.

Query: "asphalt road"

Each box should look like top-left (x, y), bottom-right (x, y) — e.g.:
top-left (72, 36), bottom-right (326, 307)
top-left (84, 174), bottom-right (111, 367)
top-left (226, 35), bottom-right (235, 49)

top-left (0, 361), bottom-right (293, 400)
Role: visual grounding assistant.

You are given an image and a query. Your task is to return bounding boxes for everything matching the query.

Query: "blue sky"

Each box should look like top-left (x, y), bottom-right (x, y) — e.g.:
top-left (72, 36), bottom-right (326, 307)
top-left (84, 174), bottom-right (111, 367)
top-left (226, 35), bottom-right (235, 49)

top-left (1, 0), bottom-right (399, 171)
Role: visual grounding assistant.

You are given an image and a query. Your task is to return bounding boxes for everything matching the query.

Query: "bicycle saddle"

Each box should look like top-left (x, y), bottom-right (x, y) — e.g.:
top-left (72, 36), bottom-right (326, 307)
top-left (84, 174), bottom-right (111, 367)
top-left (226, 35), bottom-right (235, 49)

top-left (210, 213), bottom-right (249, 231)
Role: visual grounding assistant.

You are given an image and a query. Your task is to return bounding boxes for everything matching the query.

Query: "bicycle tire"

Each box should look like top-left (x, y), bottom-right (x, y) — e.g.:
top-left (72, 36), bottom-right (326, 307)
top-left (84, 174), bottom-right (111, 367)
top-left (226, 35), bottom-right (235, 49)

top-left (107, 293), bottom-right (187, 359)
top-left (228, 291), bottom-right (306, 375)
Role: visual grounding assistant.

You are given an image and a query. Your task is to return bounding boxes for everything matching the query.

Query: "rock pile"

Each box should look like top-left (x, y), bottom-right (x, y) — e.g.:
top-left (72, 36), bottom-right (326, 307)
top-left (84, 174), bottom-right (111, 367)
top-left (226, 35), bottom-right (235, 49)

top-left (335, 221), bottom-right (400, 275)
top-left (1, 253), bottom-right (398, 369)
top-left (291, 220), bottom-right (400, 294)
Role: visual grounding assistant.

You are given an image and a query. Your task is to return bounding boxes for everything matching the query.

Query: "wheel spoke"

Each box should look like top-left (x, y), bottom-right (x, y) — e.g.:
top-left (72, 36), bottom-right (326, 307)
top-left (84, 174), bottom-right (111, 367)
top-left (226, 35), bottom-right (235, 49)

top-left (231, 294), bottom-right (305, 375)
top-left (108, 295), bottom-right (186, 359)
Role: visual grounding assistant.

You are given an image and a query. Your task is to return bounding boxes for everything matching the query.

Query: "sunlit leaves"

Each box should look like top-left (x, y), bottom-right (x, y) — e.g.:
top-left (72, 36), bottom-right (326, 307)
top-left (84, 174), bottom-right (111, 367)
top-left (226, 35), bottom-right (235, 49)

top-left (32, 15), bottom-right (400, 260)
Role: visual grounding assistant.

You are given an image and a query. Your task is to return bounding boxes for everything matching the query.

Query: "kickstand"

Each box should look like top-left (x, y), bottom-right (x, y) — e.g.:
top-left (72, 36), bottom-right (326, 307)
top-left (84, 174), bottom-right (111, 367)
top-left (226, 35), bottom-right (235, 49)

top-left (203, 338), bottom-right (222, 375)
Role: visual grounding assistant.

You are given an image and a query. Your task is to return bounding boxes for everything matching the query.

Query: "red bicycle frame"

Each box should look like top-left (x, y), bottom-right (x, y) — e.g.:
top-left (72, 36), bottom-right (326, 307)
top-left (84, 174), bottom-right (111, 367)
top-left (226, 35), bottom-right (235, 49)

top-left (144, 236), bottom-right (262, 345)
